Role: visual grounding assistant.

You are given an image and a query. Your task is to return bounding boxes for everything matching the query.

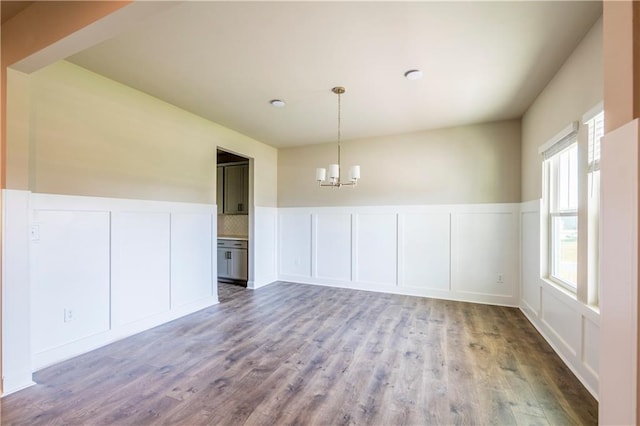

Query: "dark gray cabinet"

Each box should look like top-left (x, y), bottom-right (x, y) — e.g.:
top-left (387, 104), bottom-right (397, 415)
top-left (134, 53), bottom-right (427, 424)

top-left (219, 163), bottom-right (248, 215)
top-left (217, 239), bottom-right (248, 281)
top-left (216, 166), bottom-right (224, 214)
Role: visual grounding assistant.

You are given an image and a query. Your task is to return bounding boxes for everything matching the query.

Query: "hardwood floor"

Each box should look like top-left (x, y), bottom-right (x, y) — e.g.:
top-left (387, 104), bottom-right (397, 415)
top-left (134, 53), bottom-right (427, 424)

top-left (2, 282), bottom-right (597, 425)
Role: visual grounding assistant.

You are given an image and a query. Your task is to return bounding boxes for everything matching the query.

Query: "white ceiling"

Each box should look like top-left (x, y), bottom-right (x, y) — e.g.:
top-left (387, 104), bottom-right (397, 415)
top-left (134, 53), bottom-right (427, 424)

top-left (67, 1), bottom-right (602, 148)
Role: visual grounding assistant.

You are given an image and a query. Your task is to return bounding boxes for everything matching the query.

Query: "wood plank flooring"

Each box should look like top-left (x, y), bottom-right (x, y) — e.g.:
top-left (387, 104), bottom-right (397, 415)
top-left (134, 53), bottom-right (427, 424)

top-left (1, 282), bottom-right (597, 425)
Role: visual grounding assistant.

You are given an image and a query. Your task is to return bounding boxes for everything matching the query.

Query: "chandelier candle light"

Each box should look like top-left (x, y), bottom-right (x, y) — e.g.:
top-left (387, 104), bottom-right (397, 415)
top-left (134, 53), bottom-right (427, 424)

top-left (316, 86), bottom-right (360, 188)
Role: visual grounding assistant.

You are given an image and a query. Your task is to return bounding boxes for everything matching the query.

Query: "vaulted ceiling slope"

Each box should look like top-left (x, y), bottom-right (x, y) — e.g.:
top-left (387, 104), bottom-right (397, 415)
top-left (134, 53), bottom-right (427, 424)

top-left (67, 1), bottom-right (602, 148)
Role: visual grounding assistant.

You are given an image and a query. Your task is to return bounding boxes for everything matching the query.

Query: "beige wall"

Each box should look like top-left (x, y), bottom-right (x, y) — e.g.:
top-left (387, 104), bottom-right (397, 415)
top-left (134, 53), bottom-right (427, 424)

top-left (521, 17), bottom-right (603, 202)
top-left (1, 0), bottom-right (134, 189)
top-left (6, 69), bottom-right (30, 190)
top-left (6, 60), bottom-right (277, 207)
top-left (278, 119), bottom-right (521, 207)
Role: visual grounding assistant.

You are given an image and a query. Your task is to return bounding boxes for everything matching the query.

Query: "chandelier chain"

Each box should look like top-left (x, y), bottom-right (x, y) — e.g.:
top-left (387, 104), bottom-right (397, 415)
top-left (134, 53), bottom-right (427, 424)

top-left (337, 90), bottom-right (342, 172)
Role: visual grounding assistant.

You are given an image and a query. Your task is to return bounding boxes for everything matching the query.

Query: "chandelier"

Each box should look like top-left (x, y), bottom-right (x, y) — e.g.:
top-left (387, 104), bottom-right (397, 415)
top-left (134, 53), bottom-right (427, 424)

top-left (315, 86), bottom-right (360, 188)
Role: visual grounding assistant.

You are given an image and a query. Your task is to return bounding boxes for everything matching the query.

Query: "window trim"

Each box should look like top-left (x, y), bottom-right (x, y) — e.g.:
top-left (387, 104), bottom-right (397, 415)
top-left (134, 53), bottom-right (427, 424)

top-left (582, 105), bottom-right (604, 307)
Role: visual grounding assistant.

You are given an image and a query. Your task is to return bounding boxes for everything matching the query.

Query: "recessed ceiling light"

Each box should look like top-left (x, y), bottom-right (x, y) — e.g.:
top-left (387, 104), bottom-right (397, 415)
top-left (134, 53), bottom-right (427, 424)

top-left (404, 69), bottom-right (423, 80)
top-left (270, 99), bottom-right (286, 107)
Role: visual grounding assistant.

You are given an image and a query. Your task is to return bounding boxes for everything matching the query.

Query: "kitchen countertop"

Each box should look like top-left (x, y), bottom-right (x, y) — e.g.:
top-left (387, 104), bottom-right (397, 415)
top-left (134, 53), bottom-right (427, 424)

top-left (218, 235), bottom-right (248, 241)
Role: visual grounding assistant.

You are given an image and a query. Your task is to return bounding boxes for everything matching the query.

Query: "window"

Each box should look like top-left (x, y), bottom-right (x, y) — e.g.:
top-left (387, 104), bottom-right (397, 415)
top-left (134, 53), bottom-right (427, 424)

top-left (540, 122), bottom-right (579, 291)
top-left (548, 143), bottom-right (578, 289)
top-left (539, 107), bottom-right (603, 303)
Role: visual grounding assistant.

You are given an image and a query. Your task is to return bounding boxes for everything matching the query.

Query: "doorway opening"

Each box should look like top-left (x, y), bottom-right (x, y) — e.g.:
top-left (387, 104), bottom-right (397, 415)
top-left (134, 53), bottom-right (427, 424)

top-left (216, 149), bottom-right (252, 289)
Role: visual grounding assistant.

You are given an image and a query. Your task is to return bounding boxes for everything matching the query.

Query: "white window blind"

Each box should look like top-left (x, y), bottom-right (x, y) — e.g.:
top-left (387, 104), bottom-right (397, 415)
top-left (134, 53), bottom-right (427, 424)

top-left (586, 111), bottom-right (604, 172)
top-left (539, 122), bottom-right (579, 160)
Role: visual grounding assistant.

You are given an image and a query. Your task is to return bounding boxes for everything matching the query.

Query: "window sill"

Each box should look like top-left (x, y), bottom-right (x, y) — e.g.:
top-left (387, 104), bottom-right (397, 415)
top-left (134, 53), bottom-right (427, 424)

top-left (540, 277), bottom-right (600, 323)
top-left (542, 277), bottom-right (577, 299)
top-left (586, 304), bottom-right (600, 316)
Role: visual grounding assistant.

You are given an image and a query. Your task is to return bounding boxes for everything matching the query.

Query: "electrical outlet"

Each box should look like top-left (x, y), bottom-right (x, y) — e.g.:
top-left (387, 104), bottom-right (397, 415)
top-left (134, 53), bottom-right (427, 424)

top-left (30, 225), bottom-right (40, 242)
top-left (64, 308), bottom-right (74, 323)
top-left (497, 274), bottom-right (504, 284)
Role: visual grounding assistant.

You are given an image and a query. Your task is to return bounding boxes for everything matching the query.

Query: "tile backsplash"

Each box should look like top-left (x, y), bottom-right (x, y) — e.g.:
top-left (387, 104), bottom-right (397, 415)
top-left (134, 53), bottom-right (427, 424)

top-left (218, 214), bottom-right (248, 237)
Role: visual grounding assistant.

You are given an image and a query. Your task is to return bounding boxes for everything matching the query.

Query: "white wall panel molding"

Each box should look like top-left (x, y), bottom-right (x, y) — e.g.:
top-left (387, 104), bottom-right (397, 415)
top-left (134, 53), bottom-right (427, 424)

top-left (399, 212), bottom-right (450, 291)
top-left (451, 211), bottom-right (518, 302)
top-left (2, 189), bottom-right (35, 395)
top-left (2, 192), bottom-right (220, 382)
top-left (278, 212), bottom-right (312, 278)
top-left (315, 213), bottom-right (352, 282)
top-left (582, 316), bottom-right (599, 379)
top-left (310, 213), bottom-right (318, 279)
top-left (540, 289), bottom-right (581, 357)
top-left (250, 206), bottom-right (278, 289)
top-left (111, 212), bottom-right (171, 327)
top-left (354, 213), bottom-right (397, 287)
top-left (31, 210), bottom-right (112, 354)
top-left (520, 203), bottom-right (541, 316)
top-left (278, 203), bottom-right (520, 307)
top-left (170, 213), bottom-right (215, 308)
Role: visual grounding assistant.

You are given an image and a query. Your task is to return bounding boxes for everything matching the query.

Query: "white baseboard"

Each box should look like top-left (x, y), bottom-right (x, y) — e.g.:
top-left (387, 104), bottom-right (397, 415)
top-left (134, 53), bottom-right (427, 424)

top-left (2, 375), bottom-right (36, 397)
top-left (279, 275), bottom-right (518, 307)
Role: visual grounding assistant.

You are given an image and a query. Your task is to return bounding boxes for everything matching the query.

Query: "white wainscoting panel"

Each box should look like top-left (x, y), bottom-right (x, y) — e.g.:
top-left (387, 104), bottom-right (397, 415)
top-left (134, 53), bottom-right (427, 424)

top-left (31, 210), bottom-right (111, 354)
top-left (583, 317), bottom-right (599, 377)
top-left (541, 289), bottom-right (581, 356)
top-left (278, 204), bottom-right (519, 305)
top-left (520, 208), bottom-right (541, 316)
top-left (355, 213), bottom-right (397, 286)
top-left (111, 212), bottom-right (170, 327)
top-left (519, 200), bottom-right (600, 399)
top-left (453, 212), bottom-right (517, 302)
top-left (2, 189), bottom-right (35, 395)
top-left (316, 213), bottom-right (352, 282)
top-left (399, 213), bottom-right (450, 291)
top-left (170, 213), bottom-right (214, 307)
top-left (251, 206), bottom-right (278, 289)
top-left (279, 212), bottom-right (312, 278)
top-left (23, 193), bottom-right (218, 372)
